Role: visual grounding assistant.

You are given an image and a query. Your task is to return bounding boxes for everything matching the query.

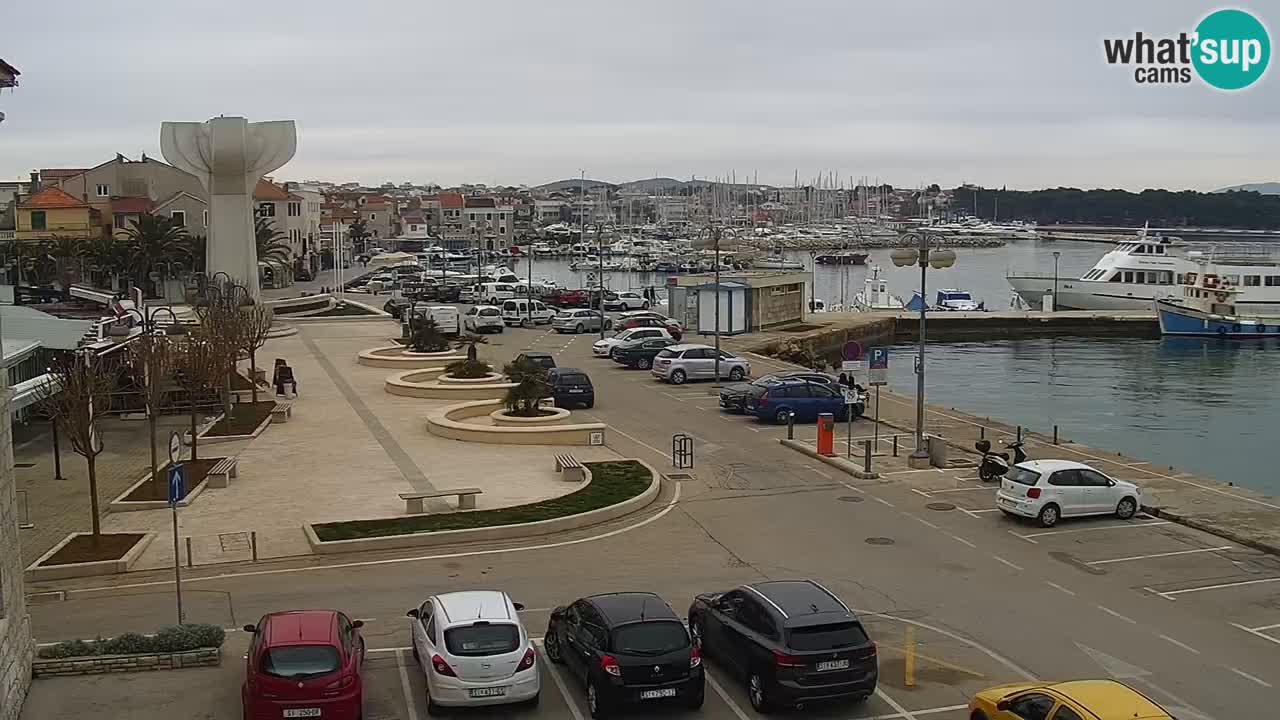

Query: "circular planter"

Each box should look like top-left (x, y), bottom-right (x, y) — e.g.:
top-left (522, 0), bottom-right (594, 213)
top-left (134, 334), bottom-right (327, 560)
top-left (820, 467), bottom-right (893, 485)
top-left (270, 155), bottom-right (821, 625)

top-left (490, 406), bottom-right (572, 427)
top-left (402, 349), bottom-right (462, 358)
top-left (358, 345), bottom-right (465, 368)
top-left (439, 372), bottom-right (505, 385)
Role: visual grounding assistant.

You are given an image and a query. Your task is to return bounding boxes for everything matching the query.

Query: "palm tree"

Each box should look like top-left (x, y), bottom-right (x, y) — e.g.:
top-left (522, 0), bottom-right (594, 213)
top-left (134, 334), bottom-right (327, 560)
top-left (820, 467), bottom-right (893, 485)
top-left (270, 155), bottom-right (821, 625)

top-left (347, 217), bottom-right (370, 254)
top-left (48, 236), bottom-right (85, 291)
top-left (117, 213), bottom-right (189, 295)
top-left (255, 217), bottom-right (292, 263)
top-left (81, 236), bottom-right (128, 289)
top-left (183, 234), bottom-right (207, 275)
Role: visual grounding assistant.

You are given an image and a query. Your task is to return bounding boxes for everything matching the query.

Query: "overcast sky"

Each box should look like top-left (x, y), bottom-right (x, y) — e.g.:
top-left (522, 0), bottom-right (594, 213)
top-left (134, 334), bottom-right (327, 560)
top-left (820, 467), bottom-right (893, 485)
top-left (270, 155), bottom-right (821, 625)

top-left (2, 1), bottom-right (1274, 191)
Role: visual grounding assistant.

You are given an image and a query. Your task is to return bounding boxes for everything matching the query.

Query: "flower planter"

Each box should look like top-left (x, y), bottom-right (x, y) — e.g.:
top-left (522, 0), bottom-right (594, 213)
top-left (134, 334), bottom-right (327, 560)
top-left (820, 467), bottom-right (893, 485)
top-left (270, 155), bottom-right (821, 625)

top-left (358, 345), bottom-right (465, 368)
top-left (490, 406), bottom-right (572, 427)
top-left (32, 647), bottom-right (221, 677)
top-left (438, 372), bottom-right (505, 385)
top-left (25, 532), bottom-right (158, 582)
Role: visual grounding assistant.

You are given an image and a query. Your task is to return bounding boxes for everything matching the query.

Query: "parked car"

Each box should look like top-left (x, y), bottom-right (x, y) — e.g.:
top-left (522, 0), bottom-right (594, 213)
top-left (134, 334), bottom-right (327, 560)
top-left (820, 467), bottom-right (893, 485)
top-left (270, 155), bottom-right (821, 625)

top-left (592, 327), bottom-right (673, 358)
top-left (407, 590), bottom-right (540, 713)
top-left (996, 460), bottom-right (1141, 528)
top-left (553, 309), bottom-right (612, 334)
top-left (405, 305), bottom-right (461, 335)
top-left (719, 372), bottom-right (838, 413)
top-left (383, 296), bottom-right (413, 319)
top-left (544, 288), bottom-right (589, 308)
top-left (688, 580), bottom-right (877, 712)
top-left (501, 299), bottom-right (556, 326)
top-left (616, 309), bottom-right (682, 329)
top-left (515, 352), bottom-right (556, 372)
top-left (546, 367), bottom-right (595, 408)
top-left (463, 305), bottom-right (505, 334)
top-left (241, 610), bottom-right (366, 720)
top-left (969, 679), bottom-right (1173, 720)
top-left (544, 592), bottom-right (703, 718)
top-left (613, 314), bottom-right (683, 340)
top-left (480, 282), bottom-right (518, 305)
top-left (650, 344), bottom-right (749, 384)
top-left (612, 338), bottom-right (678, 369)
top-left (743, 377), bottom-right (851, 424)
top-left (603, 291), bottom-right (650, 311)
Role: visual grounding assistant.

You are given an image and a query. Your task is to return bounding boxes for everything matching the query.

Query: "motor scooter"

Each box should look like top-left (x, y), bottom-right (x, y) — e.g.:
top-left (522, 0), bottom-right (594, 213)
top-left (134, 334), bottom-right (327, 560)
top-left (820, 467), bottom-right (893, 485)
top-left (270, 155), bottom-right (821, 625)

top-left (974, 438), bottom-right (1027, 482)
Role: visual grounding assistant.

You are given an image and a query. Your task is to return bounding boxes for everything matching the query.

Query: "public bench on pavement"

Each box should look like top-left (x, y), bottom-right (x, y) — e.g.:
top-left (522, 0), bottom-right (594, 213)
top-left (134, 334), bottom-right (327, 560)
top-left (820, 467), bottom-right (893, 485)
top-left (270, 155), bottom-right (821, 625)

top-left (553, 453), bottom-right (585, 483)
top-left (271, 402), bottom-right (293, 423)
top-left (399, 487), bottom-right (483, 514)
top-left (207, 456), bottom-right (240, 488)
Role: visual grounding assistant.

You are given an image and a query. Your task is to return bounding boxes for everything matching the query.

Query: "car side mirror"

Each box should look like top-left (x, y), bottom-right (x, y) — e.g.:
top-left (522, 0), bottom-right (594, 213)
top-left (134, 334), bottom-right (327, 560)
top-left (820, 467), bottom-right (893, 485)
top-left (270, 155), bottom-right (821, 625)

top-left (513, 602), bottom-right (526, 611)
top-left (1108, 479), bottom-right (1117, 486)
top-left (406, 609), bottom-right (419, 618)
top-left (352, 620), bottom-right (364, 629)
top-left (242, 624), bottom-right (257, 633)
top-left (996, 700), bottom-right (1011, 712)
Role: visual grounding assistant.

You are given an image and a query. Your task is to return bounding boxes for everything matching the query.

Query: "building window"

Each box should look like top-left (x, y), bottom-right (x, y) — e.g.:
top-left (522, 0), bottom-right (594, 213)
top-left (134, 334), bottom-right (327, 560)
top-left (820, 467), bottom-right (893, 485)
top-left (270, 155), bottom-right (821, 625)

top-left (288, 202), bottom-right (300, 217)
top-left (96, 184), bottom-right (110, 197)
top-left (114, 214), bottom-right (127, 229)
top-left (30, 210), bottom-right (47, 230)
top-left (1244, 275), bottom-right (1261, 287)
top-left (1266, 276), bottom-right (1280, 287)
top-left (499, 226), bottom-right (506, 235)
top-left (500, 213), bottom-right (506, 220)
top-left (171, 210), bottom-right (186, 226)
top-left (487, 213), bottom-right (492, 220)
top-left (259, 202), bottom-right (275, 217)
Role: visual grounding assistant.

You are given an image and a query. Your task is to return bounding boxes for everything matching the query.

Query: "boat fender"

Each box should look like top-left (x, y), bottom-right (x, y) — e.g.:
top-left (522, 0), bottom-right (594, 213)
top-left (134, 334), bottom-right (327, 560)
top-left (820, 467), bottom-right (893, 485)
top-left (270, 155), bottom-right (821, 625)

top-left (1232, 323), bottom-right (1242, 332)
top-left (1217, 326), bottom-right (1228, 336)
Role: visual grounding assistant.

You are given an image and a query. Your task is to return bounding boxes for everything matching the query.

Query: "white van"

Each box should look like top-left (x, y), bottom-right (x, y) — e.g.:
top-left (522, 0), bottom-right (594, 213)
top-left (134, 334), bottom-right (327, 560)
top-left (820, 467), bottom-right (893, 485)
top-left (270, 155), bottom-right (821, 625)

top-left (406, 305), bottom-right (461, 335)
top-left (479, 282), bottom-right (517, 305)
top-left (501, 299), bottom-right (555, 326)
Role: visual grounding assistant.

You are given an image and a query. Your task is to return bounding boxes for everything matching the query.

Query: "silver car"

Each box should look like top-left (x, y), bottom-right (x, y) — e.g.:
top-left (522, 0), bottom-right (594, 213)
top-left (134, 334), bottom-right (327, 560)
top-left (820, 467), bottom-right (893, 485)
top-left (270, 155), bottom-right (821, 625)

top-left (651, 343), bottom-right (750, 384)
top-left (552, 309), bottom-right (612, 334)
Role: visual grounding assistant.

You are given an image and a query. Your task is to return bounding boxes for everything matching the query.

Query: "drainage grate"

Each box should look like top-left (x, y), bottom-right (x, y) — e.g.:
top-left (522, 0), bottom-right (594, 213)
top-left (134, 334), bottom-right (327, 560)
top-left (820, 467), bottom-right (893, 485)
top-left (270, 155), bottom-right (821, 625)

top-left (865, 537), bottom-right (895, 545)
top-left (25, 590), bottom-right (66, 605)
top-left (14, 462), bottom-right (35, 469)
top-left (665, 473), bottom-right (695, 482)
top-left (926, 502), bottom-right (956, 511)
top-left (218, 532), bottom-right (251, 553)
top-left (838, 496), bottom-right (865, 503)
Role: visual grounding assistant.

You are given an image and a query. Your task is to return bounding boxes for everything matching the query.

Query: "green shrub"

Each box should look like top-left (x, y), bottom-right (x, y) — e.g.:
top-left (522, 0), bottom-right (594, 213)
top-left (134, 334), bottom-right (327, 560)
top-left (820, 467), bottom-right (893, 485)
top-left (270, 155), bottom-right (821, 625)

top-left (409, 315), bottom-right (450, 353)
top-left (103, 632), bottom-right (151, 655)
top-left (444, 358), bottom-right (493, 379)
top-left (36, 623), bottom-right (226, 659)
top-left (502, 356), bottom-right (549, 417)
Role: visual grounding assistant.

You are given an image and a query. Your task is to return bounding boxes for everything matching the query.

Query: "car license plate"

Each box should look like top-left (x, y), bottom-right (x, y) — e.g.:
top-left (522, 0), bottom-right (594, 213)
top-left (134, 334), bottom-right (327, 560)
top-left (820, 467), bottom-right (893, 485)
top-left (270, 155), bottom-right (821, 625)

top-left (816, 659), bottom-right (850, 672)
top-left (468, 687), bottom-right (507, 698)
top-left (640, 688), bottom-right (677, 700)
top-left (568, 388), bottom-right (583, 393)
top-left (999, 497), bottom-right (1015, 506)
top-left (283, 710), bottom-right (321, 718)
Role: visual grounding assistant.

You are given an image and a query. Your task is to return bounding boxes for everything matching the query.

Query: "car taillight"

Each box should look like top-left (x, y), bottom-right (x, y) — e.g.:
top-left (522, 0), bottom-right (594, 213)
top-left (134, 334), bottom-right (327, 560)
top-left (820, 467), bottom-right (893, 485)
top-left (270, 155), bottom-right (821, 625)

top-left (600, 655), bottom-right (622, 677)
top-left (690, 644), bottom-right (701, 669)
top-left (516, 647), bottom-right (536, 672)
top-left (431, 654), bottom-right (457, 677)
top-left (322, 674), bottom-right (355, 696)
top-left (772, 650), bottom-right (806, 668)
top-left (758, 391), bottom-right (769, 407)
top-left (1027, 487), bottom-right (1042, 499)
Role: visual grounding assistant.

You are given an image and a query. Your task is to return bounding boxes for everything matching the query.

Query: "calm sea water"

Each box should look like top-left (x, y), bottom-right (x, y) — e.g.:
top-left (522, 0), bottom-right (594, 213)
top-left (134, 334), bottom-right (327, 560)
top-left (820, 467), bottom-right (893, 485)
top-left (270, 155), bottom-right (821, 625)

top-left (514, 240), bottom-right (1276, 495)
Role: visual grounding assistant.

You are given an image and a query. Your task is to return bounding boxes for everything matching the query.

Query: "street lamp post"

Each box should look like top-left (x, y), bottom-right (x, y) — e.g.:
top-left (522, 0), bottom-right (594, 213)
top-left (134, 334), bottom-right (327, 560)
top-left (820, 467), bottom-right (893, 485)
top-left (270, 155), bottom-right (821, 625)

top-left (890, 233), bottom-right (956, 467)
top-left (597, 224), bottom-right (606, 341)
top-left (1051, 251), bottom-right (1061, 310)
top-left (808, 249), bottom-right (818, 313)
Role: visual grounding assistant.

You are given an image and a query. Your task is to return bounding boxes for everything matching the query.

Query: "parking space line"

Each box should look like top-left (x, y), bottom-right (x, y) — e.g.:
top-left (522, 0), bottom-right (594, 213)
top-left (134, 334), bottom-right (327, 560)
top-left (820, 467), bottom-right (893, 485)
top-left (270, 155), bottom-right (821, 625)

top-left (532, 641), bottom-right (587, 720)
top-left (907, 513), bottom-right (940, 530)
top-left (1228, 666), bottom-right (1273, 688)
top-left (1251, 622), bottom-right (1280, 632)
top-left (1150, 576), bottom-right (1280, 599)
top-left (868, 705), bottom-right (970, 720)
top-left (704, 669), bottom-right (752, 720)
top-left (950, 535), bottom-right (977, 549)
top-left (397, 649), bottom-right (423, 720)
top-left (873, 496), bottom-right (895, 507)
top-left (910, 488), bottom-right (931, 498)
top-left (1157, 634), bottom-right (1200, 655)
top-left (992, 555), bottom-right (1023, 571)
top-left (961, 507), bottom-right (1000, 517)
top-left (1019, 521), bottom-right (1170, 540)
top-left (924, 486), bottom-right (997, 494)
top-left (1231, 622), bottom-right (1280, 646)
top-left (1095, 605), bottom-right (1137, 624)
top-left (874, 687), bottom-right (919, 720)
top-left (813, 468), bottom-right (833, 480)
top-left (1087, 546), bottom-right (1233, 566)
top-left (1045, 581), bottom-right (1077, 597)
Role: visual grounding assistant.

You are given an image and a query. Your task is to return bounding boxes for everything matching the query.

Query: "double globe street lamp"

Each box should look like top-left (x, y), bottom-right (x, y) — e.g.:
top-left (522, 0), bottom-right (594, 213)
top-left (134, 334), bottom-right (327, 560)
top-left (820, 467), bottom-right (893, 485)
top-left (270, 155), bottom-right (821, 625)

top-left (693, 224), bottom-right (738, 384)
top-left (890, 232), bottom-right (957, 467)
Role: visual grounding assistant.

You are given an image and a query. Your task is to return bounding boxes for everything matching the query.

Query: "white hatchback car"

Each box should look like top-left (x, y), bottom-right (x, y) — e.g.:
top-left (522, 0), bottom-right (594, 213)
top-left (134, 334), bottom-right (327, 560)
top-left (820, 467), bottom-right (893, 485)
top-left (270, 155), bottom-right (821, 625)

top-left (463, 305), bottom-right (505, 333)
top-left (407, 590), bottom-right (540, 712)
top-left (996, 460), bottom-right (1141, 528)
top-left (603, 291), bottom-right (650, 311)
top-left (650, 343), bottom-right (750, 384)
top-left (591, 326), bottom-right (673, 357)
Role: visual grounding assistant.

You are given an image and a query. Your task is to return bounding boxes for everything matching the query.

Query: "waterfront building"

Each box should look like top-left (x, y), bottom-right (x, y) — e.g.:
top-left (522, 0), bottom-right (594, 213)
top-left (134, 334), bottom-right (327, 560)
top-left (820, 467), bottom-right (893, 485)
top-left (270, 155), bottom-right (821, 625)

top-left (52, 154), bottom-right (209, 237)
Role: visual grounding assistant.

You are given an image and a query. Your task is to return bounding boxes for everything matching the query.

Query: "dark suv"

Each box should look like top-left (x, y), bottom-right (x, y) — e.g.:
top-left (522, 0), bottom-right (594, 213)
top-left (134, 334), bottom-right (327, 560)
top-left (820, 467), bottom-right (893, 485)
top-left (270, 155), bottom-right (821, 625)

top-left (544, 592), bottom-right (703, 718)
top-left (515, 352), bottom-right (556, 372)
top-left (688, 579), bottom-right (877, 712)
top-left (546, 367), bottom-right (594, 409)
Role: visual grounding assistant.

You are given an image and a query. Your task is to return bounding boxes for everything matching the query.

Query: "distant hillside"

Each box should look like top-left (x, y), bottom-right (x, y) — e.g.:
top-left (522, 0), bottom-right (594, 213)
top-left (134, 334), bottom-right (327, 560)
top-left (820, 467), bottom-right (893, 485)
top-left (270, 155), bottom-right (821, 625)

top-left (536, 178), bottom-right (617, 192)
top-left (1216, 182), bottom-right (1280, 195)
top-left (617, 177), bottom-right (687, 193)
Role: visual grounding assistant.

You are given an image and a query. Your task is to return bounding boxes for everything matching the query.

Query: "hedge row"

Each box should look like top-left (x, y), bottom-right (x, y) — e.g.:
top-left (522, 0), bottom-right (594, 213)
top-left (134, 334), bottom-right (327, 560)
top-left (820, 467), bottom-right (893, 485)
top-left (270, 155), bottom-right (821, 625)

top-left (38, 624), bottom-right (226, 659)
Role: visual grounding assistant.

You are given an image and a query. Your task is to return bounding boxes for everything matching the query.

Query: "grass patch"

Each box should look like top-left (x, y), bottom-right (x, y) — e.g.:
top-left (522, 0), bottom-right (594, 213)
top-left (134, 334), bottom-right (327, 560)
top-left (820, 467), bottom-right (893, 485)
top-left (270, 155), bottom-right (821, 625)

top-left (205, 401), bottom-right (275, 437)
top-left (310, 302), bottom-right (380, 317)
top-left (272, 298), bottom-right (332, 316)
top-left (312, 460), bottom-right (651, 541)
top-left (122, 458), bottom-right (226, 502)
top-left (40, 533), bottom-right (147, 566)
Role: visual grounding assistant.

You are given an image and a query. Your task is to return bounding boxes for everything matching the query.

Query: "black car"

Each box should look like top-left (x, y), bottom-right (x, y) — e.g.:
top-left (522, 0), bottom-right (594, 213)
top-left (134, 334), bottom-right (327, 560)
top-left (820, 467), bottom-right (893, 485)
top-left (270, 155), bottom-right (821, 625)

top-left (545, 592), bottom-right (704, 718)
top-left (719, 372), bottom-right (838, 413)
top-left (515, 352), bottom-right (557, 372)
top-left (546, 367), bottom-right (594, 409)
top-left (688, 579), bottom-right (877, 712)
top-left (612, 338), bottom-right (677, 369)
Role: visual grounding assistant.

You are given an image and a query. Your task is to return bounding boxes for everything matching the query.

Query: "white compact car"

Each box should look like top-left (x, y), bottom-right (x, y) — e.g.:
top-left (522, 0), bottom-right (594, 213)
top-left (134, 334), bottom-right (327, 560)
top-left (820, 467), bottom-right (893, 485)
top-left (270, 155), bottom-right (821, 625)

top-left (996, 459), bottom-right (1141, 528)
top-left (591, 326), bottom-right (673, 357)
top-left (408, 590), bottom-right (540, 712)
top-left (463, 305), bottom-right (505, 333)
top-left (501, 299), bottom-right (555, 326)
top-left (603, 291), bottom-right (650, 311)
top-left (650, 343), bottom-right (750, 384)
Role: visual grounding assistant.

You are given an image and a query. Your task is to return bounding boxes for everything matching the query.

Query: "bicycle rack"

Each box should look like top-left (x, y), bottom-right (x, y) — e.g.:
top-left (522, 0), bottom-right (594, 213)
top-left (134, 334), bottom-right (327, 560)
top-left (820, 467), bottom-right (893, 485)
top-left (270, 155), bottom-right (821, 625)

top-left (672, 433), bottom-right (695, 469)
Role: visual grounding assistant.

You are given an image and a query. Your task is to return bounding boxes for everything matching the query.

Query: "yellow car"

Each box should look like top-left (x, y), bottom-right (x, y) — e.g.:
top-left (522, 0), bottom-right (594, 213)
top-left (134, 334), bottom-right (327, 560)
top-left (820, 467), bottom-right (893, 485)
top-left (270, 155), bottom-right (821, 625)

top-left (969, 679), bottom-right (1173, 720)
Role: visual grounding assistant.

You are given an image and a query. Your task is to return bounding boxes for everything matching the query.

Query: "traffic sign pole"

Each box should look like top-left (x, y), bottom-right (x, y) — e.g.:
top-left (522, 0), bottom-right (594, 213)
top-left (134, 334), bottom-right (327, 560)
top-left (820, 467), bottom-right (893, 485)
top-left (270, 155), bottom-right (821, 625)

top-left (168, 463), bottom-right (186, 624)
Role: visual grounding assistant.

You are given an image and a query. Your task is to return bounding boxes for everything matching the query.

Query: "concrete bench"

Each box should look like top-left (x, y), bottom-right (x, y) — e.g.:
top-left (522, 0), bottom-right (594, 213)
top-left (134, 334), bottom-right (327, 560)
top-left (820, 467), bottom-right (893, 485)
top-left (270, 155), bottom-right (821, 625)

top-left (554, 453), bottom-right (585, 483)
top-left (271, 402), bottom-right (293, 424)
top-left (399, 487), bottom-right (483, 514)
top-left (207, 456), bottom-right (239, 488)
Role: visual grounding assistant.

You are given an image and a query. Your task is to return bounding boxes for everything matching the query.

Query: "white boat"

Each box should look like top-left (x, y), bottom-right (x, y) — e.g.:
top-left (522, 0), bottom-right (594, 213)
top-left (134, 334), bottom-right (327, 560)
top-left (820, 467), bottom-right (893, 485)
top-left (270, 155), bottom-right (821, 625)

top-left (531, 242), bottom-right (556, 255)
top-left (1155, 266), bottom-right (1280, 338)
top-left (754, 254), bottom-right (805, 270)
top-left (1008, 227), bottom-right (1280, 312)
top-left (852, 266), bottom-right (906, 311)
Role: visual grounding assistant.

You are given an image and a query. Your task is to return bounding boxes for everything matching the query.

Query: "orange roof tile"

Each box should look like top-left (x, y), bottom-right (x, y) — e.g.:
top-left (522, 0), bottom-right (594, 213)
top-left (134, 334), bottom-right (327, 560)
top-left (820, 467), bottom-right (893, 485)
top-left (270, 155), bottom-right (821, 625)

top-left (20, 187), bottom-right (89, 209)
top-left (439, 192), bottom-right (464, 209)
top-left (255, 178), bottom-right (291, 201)
top-left (110, 197), bottom-right (155, 214)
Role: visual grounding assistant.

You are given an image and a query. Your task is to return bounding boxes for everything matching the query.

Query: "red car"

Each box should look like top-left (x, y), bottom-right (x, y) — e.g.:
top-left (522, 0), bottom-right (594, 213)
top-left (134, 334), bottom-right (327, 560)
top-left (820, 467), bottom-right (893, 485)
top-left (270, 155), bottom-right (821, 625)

top-left (615, 315), bottom-right (682, 340)
top-left (242, 610), bottom-right (366, 720)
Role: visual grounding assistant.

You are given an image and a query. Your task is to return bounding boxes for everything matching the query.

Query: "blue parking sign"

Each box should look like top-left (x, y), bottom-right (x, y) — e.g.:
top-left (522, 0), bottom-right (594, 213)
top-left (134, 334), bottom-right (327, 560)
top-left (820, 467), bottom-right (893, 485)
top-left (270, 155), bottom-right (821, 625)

top-left (869, 347), bottom-right (889, 370)
top-left (168, 464), bottom-right (186, 506)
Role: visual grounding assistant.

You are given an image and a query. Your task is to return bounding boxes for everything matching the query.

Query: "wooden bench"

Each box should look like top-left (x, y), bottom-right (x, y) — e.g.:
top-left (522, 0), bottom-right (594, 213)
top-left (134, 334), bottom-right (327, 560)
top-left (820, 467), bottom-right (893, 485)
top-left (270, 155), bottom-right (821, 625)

top-left (399, 487), bottom-right (483, 514)
top-left (271, 402), bottom-right (293, 423)
top-left (206, 456), bottom-right (239, 488)
top-left (553, 453), bottom-right (585, 483)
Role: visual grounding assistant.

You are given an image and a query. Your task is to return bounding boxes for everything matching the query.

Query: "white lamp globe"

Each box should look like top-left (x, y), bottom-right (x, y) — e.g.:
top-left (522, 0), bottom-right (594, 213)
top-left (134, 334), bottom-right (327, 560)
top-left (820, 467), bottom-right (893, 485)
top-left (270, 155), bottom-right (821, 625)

top-left (890, 247), bottom-right (919, 267)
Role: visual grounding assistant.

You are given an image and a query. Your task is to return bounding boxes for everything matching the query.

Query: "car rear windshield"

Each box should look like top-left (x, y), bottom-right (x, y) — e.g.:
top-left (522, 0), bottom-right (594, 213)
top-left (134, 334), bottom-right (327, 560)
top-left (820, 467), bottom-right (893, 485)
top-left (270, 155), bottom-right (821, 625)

top-left (611, 621), bottom-right (689, 656)
top-left (787, 622), bottom-right (869, 651)
top-left (480, 308), bottom-right (500, 316)
top-left (556, 373), bottom-right (591, 386)
top-left (444, 623), bottom-right (521, 657)
top-left (656, 349), bottom-right (678, 358)
top-left (1007, 467), bottom-right (1041, 486)
top-left (261, 645), bottom-right (341, 679)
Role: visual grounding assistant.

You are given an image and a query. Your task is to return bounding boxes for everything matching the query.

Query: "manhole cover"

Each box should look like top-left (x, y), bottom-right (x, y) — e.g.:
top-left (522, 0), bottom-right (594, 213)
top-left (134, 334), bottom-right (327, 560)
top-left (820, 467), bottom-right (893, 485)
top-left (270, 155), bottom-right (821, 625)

top-left (926, 502), bottom-right (956, 511)
top-left (838, 496), bottom-right (865, 503)
top-left (865, 537), bottom-right (895, 545)
top-left (665, 473), bottom-right (695, 481)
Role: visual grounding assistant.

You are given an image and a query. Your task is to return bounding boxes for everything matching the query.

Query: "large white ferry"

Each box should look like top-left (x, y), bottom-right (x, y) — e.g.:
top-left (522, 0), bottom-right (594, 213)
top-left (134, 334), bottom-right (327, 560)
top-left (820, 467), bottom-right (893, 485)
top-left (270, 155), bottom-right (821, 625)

top-left (1008, 230), bottom-right (1280, 313)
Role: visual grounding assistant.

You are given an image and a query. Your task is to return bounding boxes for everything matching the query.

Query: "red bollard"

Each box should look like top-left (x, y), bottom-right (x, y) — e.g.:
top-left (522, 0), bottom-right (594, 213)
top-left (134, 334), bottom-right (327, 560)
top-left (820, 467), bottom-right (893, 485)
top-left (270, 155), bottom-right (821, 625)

top-left (817, 413), bottom-right (835, 457)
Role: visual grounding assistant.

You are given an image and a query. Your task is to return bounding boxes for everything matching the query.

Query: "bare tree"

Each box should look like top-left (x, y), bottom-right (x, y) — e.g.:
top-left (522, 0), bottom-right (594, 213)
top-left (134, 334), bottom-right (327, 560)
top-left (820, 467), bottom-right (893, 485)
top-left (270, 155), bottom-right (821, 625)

top-left (198, 300), bottom-right (246, 418)
top-left (236, 305), bottom-right (275, 404)
top-left (171, 332), bottom-right (223, 461)
top-left (128, 332), bottom-right (176, 491)
top-left (35, 351), bottom-right (119, 537)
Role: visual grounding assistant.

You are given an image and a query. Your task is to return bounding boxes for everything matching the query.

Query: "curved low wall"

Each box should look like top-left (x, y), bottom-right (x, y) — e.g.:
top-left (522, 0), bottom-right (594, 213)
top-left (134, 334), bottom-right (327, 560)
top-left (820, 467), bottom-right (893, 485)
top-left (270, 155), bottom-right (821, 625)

top-left (491, 406), bottom-right (572, 427)
top-left (428, 399), bottom-right (607, 446)
top-left (438, 372), bottom-right (505, 385)
top-left (358, 345), bottom-right (466, 368)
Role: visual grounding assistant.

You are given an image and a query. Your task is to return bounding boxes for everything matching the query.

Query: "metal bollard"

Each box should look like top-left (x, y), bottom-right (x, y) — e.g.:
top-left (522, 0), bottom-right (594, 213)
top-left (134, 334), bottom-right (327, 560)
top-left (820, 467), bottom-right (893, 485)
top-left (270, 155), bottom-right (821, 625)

top-left (185, 537), bottom-right (193, 568)
top-left (251, 531), bottom-right (259, 561)
top-left (1016, 425), bottom-right (1023, 444)
top-left (980, 425), bottom-right (985, 440)
top-left (863, 440), bottom-right (873, 474)
top-left (787, 411), bottom-right (796, 440)
top-left (1053, 425), bottom-right (1059, 445)
top-left (893, 435), bottom-right (899, 457)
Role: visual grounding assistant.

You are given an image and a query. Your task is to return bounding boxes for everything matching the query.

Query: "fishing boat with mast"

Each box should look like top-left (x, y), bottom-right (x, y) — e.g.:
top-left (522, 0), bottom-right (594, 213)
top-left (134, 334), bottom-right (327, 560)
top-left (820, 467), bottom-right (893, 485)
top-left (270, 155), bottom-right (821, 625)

top-left (852, 266), bottom-right (906, 311)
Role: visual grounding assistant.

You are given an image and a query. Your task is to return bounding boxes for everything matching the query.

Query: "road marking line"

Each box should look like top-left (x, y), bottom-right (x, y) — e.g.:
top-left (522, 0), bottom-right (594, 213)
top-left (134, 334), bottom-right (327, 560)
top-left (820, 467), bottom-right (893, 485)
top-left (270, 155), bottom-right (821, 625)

top-left (1087, 546), bottom-right (1233, 565)
top-left (873, 496), bottom-right (895, 507)
top-left (397, 649), bottom-right (423, 720)
top-left (992, 555), bottom-right (1023, 571)
top-left (1155, 576), bottom-right (1280, 598)
top-left (910, 488), bottom-right (931, 498)
top-left (965, 508), bottom-right (1001, 515)
top-left (950, 535), bottom-right (977, 548)
top-left (868, 705), bottom-right (970, 720)
top-left (1228, 666), bottom-right (1273, 688)
top-left (533, 641), bottom-right (588, 720)
top-left (1045, 581), bottom-right (1076, 597)
top-left (600, 423), bottom-right (673, 460)
top-left (875, 687), bottom-right (918, 720)
top-left (1020, 521), bottom-right (1169, 539)
top-left (59, 484), bottom-right (683, 594)
top-left (1157, 634), bottom-right (1200, 655)
top-left (884, 468), bottom-right (944, 476)
top-left (1095, 605), bottom-right (1137, 624)
top-left (835, 481), bottom-right (866, 494)
top-left (908, 514), bottom-right (940, 530)
top-left (1143, 587), bottom-right (1176, 601)
top-left (1011, 530), bottom-right (1039, 544)
top-left (367, 646), bottom-right (413, 654)
top-left (704, 668), bottom-right (752, 720)
top-left (926, 486), bottom-right (997, 494)
top-left (813, 468), bottom-right (833, 480)
top-left (1231, 622), bottom-right (1280, 645)
top-left (1250, 622), bottom-right (1280, 632)
top-left (859, 610), bottom-right (1035, 680)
